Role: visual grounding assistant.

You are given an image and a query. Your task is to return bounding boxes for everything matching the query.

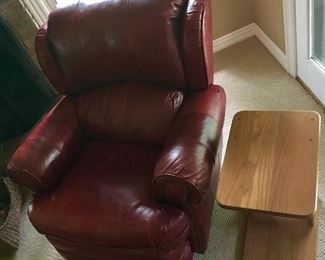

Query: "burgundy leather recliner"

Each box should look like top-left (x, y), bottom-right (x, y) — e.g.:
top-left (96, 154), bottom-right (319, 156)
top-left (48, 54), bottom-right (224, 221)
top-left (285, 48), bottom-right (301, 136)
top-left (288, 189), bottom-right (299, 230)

top-left (7, 0), bottom-right (226, 259)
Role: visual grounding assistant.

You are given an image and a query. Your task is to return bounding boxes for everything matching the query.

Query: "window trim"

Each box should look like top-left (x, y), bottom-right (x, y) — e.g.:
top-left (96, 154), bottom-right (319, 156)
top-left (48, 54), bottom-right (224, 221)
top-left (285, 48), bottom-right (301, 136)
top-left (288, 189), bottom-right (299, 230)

top-left (18, 0), bottom-right (56, 28)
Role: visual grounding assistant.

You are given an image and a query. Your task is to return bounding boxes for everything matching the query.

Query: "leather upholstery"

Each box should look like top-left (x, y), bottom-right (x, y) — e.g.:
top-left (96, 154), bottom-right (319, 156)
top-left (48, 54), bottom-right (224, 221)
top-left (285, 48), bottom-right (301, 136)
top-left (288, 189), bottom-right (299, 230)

top-left (36, 0), bottom-right (212, 94)
top-left (76, 83), bottom-right (184, 144)
top-left (7, 97), bottom-right (83, 191)
top-left (154, 85), bottom-right (225, 204)
top-left (29, 142), bottom-right (190, 259)
top-left (8, 0), bottom-right (226, 259)
top-left (153, 85), bottom-right (225, 252)
top-left (47, 237), bottom-right (193, 260)
top-left (41, 0), bottom-right (186, 94)
top-left (183, 0), bottom-right (213, 90)
top-left (35, 25), bottom-right (66, 94)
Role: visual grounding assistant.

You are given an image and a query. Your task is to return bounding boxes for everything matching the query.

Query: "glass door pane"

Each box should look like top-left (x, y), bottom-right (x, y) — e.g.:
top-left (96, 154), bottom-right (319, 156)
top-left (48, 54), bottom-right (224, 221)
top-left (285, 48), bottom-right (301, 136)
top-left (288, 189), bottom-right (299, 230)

top-left (312, 0), bottom-right (325, 67)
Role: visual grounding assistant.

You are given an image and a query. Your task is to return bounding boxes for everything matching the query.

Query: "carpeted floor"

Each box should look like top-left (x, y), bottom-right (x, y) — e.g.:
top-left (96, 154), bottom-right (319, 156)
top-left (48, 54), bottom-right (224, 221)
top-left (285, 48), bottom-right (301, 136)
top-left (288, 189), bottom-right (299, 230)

top-left (1, 37), bottom-right (324, 260)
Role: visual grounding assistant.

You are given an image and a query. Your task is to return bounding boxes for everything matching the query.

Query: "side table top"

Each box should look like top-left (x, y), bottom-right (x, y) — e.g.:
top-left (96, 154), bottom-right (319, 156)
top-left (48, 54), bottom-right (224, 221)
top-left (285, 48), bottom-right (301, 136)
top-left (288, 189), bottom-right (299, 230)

top-left (217, 111), bottom-right (320, 217)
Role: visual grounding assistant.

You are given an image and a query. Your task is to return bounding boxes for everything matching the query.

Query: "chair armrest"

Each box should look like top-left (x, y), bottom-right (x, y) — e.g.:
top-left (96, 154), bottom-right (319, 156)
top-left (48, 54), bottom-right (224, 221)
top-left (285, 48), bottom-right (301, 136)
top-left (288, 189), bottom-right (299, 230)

top-left (153, 85), bottom-right (225, 204)
top-left (7, 97), bottom-right (83, 191)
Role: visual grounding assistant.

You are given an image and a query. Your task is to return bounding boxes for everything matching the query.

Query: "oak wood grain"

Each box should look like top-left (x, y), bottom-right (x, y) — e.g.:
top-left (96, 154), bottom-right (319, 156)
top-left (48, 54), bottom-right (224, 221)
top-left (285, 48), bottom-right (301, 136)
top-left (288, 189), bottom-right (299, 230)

top-left (243, 212), bottom-right (318, 260)
top-left (217, 111), bottom-right (320, 217)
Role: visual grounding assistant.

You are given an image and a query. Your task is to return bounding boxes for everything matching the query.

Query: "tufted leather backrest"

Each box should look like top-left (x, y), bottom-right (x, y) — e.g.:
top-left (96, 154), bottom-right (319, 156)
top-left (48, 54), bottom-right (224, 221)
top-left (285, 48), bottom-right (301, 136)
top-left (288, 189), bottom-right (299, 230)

top-left (35, 0), bottom-right (213, 94)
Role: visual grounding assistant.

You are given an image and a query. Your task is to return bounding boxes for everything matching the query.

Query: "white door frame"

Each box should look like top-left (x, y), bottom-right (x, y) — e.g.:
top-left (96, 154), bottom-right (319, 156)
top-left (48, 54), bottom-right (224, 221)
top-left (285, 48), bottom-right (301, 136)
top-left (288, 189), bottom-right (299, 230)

top-left (296, 0), bottom-right (325, 105)
top-left (283, 0), bottom-right (297, 78)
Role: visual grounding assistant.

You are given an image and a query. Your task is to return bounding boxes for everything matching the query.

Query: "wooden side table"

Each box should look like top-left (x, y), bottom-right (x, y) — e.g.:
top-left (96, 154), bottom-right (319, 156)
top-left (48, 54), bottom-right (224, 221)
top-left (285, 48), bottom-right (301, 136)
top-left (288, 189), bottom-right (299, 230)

top-left (217, 111), bottom-right (321, 260)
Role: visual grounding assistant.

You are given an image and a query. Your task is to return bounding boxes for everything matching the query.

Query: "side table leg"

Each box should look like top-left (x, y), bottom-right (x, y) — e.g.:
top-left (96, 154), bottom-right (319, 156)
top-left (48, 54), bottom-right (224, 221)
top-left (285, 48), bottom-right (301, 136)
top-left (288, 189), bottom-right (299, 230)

top-left (243, 212), bottom-right (318, 260)
top-left (308, 210), bottom-right (317, 227)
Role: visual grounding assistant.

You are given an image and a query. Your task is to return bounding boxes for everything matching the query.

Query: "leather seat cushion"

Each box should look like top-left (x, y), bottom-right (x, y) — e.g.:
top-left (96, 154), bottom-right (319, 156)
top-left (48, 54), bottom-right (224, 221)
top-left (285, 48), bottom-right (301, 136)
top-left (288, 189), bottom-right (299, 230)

top-left (28, 142), bottom-right (190, 249)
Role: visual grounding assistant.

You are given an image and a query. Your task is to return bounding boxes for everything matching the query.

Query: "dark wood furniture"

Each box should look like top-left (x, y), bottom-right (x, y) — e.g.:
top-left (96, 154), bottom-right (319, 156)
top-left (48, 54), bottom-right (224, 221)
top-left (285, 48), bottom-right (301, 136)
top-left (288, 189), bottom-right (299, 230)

top-left (0, 17), bottom-right (55, 143)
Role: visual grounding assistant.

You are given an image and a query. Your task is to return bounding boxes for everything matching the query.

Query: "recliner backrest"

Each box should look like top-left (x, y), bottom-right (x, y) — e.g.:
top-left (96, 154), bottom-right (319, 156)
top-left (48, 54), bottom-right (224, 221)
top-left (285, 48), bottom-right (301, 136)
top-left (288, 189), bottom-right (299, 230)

top-left (35, 0), bottom-right (213, 143)
top-left (35, 0), bottom-right (213, 94)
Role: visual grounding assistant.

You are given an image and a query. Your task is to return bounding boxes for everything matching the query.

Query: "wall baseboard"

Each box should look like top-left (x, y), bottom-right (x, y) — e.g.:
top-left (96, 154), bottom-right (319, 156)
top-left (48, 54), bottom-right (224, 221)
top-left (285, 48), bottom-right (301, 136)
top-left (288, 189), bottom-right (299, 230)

top-left (213, 23), bottom-right (289, 74)
top-left (212, 24), bottom-right (256, 53)
top-left (255, 24), bottom-right (287, 70)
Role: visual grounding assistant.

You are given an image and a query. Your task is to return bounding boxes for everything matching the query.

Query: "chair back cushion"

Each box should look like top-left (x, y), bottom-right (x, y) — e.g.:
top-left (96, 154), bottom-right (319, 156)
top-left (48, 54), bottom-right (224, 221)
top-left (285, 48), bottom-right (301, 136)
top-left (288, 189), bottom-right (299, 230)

top-left (76, 83), bottom-right (184, 144)
top-left (39, 0), bottom-right (186, 94)
top-left (35, 0), bottom-right (213, 94)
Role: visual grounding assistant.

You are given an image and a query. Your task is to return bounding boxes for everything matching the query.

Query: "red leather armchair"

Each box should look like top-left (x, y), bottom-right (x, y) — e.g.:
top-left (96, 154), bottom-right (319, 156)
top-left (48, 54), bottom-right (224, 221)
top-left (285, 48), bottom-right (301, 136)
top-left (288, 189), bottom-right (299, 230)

top-left (7, 0), bottom-right (226, 259)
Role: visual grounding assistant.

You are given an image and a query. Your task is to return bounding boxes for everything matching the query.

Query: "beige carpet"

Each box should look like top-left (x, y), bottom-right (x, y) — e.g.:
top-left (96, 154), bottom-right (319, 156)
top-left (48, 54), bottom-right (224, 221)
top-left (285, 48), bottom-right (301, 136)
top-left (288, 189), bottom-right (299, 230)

top-left (1, 37), bottom-right (324, 260)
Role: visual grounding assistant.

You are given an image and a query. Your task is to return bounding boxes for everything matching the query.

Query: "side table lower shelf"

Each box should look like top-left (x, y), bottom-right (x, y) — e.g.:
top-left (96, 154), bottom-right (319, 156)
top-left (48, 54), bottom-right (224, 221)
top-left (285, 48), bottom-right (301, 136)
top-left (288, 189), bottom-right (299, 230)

top-left (243, 212), bottom-right (318, 260)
